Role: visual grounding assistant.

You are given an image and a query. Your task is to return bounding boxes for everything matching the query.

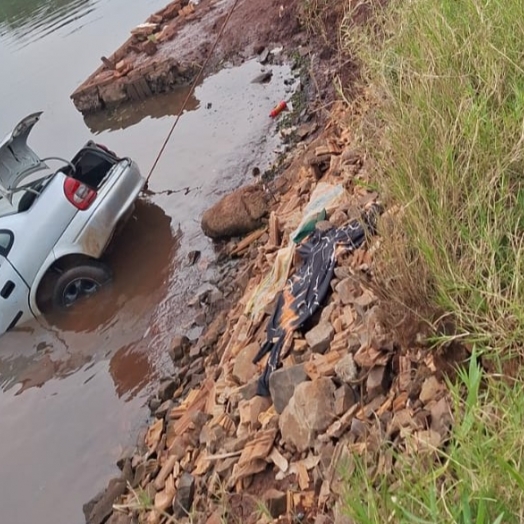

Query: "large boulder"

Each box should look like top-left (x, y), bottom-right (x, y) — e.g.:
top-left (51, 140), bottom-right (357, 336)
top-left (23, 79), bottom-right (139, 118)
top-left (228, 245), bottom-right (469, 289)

top-left (201, 184), bottom-right (269, 239)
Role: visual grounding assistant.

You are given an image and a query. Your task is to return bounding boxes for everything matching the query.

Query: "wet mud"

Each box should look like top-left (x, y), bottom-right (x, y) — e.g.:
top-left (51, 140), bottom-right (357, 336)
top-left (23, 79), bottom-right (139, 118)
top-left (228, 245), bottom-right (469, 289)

top-left (0, 0), bottom-right (304, 522)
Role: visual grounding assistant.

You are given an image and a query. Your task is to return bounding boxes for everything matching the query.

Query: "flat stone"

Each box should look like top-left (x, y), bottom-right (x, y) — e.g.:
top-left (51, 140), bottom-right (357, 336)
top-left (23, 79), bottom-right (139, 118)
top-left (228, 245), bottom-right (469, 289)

top-left (419, 376), bottom-right (443, 404)
top-left (238, 379), bottom-right (259, 401)
top-left (335, 278), bottom-right (360, 305)
top-left (199, 424), bottom-right (225, 453)
top-left (279, 378), bottom-right (337, 452)
top-left (305, 322), bottom-right (334, 354)
top-left (269, 364), bottom-right (308, 414)
top-left (232, 342), bottom-right (260, 385)
top-left (155, 399), bottom-right (173, 419)
top-left (335, 353), bottom-right (358, 383)
top-left (366, 365), bottom-right (389, 400)
top-left (239, 396), bottom-right (272, 430)
top-left (173, 473), bottom-right (195, 518)
top-left (334, 384), bottom-right (356, 415)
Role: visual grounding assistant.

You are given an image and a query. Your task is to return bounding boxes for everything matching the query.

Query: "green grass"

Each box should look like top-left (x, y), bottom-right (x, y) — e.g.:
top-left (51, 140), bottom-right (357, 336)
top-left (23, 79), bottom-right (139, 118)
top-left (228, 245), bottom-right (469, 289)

top-left (333, 0), bottom-right (524, 521)
top-left (342, 0), bottom-right (524, 354)
top-left (340, 352), bottom-right (524, 523)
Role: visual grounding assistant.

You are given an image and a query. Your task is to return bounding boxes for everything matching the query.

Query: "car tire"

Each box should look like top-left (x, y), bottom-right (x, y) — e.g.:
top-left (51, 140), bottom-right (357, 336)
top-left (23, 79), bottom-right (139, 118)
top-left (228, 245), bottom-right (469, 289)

top-left (52, 261), bottom-right (112, 310)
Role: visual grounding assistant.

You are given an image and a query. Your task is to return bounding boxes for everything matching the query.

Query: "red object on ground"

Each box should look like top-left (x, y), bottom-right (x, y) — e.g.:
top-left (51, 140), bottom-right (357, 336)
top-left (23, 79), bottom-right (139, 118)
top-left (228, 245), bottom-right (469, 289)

top-left (270, 101), bottom-right (287, 118)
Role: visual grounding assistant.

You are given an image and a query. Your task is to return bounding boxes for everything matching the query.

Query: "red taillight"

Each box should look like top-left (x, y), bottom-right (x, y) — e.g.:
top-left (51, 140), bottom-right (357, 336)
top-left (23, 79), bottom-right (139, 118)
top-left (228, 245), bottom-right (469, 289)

top-left (63, 177), bottom-right (97, 210)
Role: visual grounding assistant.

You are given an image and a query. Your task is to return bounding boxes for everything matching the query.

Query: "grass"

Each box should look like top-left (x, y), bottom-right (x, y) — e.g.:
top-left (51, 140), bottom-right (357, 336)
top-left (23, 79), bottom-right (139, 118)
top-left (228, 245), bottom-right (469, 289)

top-left (327, 0), bottom-right (524, 521)
top-left (340, 352), bottom-right (524, 523)
top-left (341, 0), bottom-right (524, 355)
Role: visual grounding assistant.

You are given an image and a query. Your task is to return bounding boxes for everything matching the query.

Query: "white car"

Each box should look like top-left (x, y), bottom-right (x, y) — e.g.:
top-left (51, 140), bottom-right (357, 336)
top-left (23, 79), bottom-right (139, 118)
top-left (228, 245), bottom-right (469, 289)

top-left (0, 112), bottom-right (145, 334)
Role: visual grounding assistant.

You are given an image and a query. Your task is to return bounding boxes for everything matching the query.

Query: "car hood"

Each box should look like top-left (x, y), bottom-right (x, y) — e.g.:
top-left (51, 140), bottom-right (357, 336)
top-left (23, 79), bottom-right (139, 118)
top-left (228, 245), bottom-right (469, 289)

top-left (0, 112), bottom-right (48, 195)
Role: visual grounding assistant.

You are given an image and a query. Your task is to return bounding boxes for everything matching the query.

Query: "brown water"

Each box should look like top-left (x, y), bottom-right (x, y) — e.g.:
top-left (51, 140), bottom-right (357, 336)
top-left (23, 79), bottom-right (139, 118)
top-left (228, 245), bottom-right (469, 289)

top-left (0, 1), bottom-right (296, 522)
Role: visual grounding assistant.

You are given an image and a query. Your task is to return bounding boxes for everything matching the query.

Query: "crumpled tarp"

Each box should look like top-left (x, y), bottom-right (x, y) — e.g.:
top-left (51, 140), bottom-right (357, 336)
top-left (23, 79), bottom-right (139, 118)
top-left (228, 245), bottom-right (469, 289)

top-left (244, 244), bottom-right (295, 321)
top-left (253, 204), bottom-right (382, 396)
top-left (290, 182), bottom-right (348, 243)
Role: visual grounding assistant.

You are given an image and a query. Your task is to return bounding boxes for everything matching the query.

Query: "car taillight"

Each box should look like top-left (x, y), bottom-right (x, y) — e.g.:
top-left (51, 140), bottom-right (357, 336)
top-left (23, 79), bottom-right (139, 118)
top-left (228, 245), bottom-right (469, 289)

top-left (63, 177), bottom-right (97, 210)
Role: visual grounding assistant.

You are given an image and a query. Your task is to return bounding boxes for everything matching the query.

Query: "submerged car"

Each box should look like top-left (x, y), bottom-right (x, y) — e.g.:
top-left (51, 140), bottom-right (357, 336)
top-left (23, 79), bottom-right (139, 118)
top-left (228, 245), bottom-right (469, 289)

top-left (0, 112), bottom-right (145, 334)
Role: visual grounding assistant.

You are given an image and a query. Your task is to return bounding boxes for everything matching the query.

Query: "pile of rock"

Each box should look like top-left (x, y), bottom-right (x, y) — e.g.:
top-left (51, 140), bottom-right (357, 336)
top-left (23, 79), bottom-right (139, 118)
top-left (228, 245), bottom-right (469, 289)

top-left (92, 104), bottom-right (454, 524)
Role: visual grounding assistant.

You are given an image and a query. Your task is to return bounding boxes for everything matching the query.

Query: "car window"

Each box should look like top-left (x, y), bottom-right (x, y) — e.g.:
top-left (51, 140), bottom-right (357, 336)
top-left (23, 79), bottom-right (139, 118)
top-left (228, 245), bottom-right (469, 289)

top-left (0, 231), bottom-right (13, 256)
top-left (0, 175), bottom-right (49, 218)
top-left (0, 193), bottom-right (25, 218)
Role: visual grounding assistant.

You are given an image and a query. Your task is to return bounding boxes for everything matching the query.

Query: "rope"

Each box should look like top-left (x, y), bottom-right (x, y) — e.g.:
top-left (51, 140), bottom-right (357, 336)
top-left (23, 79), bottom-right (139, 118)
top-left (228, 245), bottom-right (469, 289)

top-left (144, 0), bottom-right (241, 190)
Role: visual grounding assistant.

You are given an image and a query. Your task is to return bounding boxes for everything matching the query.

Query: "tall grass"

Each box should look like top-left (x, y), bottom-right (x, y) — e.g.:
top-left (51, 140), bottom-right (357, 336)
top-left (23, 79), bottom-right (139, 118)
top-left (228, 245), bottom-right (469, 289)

top-left (343, 0), bottom-right (524, 353)
top-left (341, 352), bottom-right (524, 523)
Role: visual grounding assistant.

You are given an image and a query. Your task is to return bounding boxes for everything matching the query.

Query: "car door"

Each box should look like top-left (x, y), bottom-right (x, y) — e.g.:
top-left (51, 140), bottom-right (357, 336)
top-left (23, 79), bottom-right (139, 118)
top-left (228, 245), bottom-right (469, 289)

top-left (0, 230), bottom-right (32, 332)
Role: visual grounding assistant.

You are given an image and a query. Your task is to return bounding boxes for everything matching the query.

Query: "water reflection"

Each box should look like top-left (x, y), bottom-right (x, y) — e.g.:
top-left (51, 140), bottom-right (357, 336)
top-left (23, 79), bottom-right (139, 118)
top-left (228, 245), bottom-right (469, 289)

top-left (0, 198), bottom-right (177, 396)
top-left (0, 0), bottom-right (95, 48)
top-left (84, 86), bottom-right (198, 134)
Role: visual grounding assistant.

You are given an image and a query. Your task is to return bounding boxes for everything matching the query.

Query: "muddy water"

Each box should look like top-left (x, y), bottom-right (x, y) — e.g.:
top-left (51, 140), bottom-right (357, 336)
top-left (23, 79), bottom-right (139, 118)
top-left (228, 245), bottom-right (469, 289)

top-left (0, 1), bottom-right (296, 523)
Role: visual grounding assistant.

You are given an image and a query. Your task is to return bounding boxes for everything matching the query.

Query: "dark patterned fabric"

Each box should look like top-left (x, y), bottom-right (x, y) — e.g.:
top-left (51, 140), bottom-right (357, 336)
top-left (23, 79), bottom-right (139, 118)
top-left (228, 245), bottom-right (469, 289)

top-left (253, 204), bottom-right (382, 396)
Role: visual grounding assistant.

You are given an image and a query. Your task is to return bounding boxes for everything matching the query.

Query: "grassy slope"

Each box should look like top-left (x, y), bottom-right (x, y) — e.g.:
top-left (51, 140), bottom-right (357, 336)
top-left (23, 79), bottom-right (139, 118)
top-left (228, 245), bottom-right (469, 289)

top-left (336, 0), bottom-right (524, 521)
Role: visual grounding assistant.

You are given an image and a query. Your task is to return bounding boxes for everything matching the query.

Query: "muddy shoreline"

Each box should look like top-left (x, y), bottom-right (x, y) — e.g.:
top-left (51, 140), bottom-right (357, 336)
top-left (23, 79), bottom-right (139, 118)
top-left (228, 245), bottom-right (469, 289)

top-left (71, 0), bottom-right (303, 114)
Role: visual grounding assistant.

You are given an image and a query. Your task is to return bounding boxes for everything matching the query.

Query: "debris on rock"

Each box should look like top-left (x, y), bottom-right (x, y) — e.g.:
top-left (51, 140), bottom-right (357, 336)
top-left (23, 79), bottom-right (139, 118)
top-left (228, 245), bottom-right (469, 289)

top-left (91, 102), bottom-right (455, 524)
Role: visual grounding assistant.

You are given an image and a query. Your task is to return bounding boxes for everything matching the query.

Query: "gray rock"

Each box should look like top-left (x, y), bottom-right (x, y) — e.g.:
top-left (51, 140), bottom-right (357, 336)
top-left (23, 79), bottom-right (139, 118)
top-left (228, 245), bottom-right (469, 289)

top-left (116, 446), bottom-right (134, 471)
top-left (173, 473), bottom-right (195, 518)
top-left (238, 379), bottom-right (259, 401)
top-left (232, 342), bottom-right (260, 385)
top-left (148, 397), bottom-right (162, 413)
top-left (157, 378), bottom-right (178, 402)
top-left (279, 378), bottom-right (337, 452)
top-left (334, 384), bottom-right (356, 415)
top-left (420, 376), bottom-right (443, 404)
top-left (269, 364), bottom-right (308, 414)
top-left (366, 365), bottom-right (389, 400)
top-left (335, 353), bottom-right (358, 383)
top-left (155, 399), bottom-right (173, 419)
top-left (201, 185), bottom-right (269, 240)
top-left (83, 478), bottom-right (127, 524)
top-left (305, 322), bottom-right (334, 354)
top-left (336, 278), bottom-right (359, 305)
top-left (169, 335), bottom-right (190, 362)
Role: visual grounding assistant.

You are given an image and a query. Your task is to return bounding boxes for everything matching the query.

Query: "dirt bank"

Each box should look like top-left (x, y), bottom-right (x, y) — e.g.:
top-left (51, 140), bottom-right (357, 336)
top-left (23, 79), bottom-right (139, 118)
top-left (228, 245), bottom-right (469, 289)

top-left (71, 0), bottom-right (303, 113)
top-left (86, 97), bottom-right (458, 524)
top-left (82, 2), bottom-right (461, 524)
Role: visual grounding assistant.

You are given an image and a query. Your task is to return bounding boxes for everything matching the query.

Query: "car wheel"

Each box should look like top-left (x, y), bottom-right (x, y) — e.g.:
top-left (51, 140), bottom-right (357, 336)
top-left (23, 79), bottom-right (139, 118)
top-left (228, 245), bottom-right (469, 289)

top-left (52, 261), bottom-right (112, 310)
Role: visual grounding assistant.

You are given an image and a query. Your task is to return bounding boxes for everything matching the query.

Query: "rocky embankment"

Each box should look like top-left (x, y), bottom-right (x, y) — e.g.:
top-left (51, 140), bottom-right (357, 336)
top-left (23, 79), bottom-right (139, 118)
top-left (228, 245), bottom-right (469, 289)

top-left (85, 103), bottom-right (455, 524)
